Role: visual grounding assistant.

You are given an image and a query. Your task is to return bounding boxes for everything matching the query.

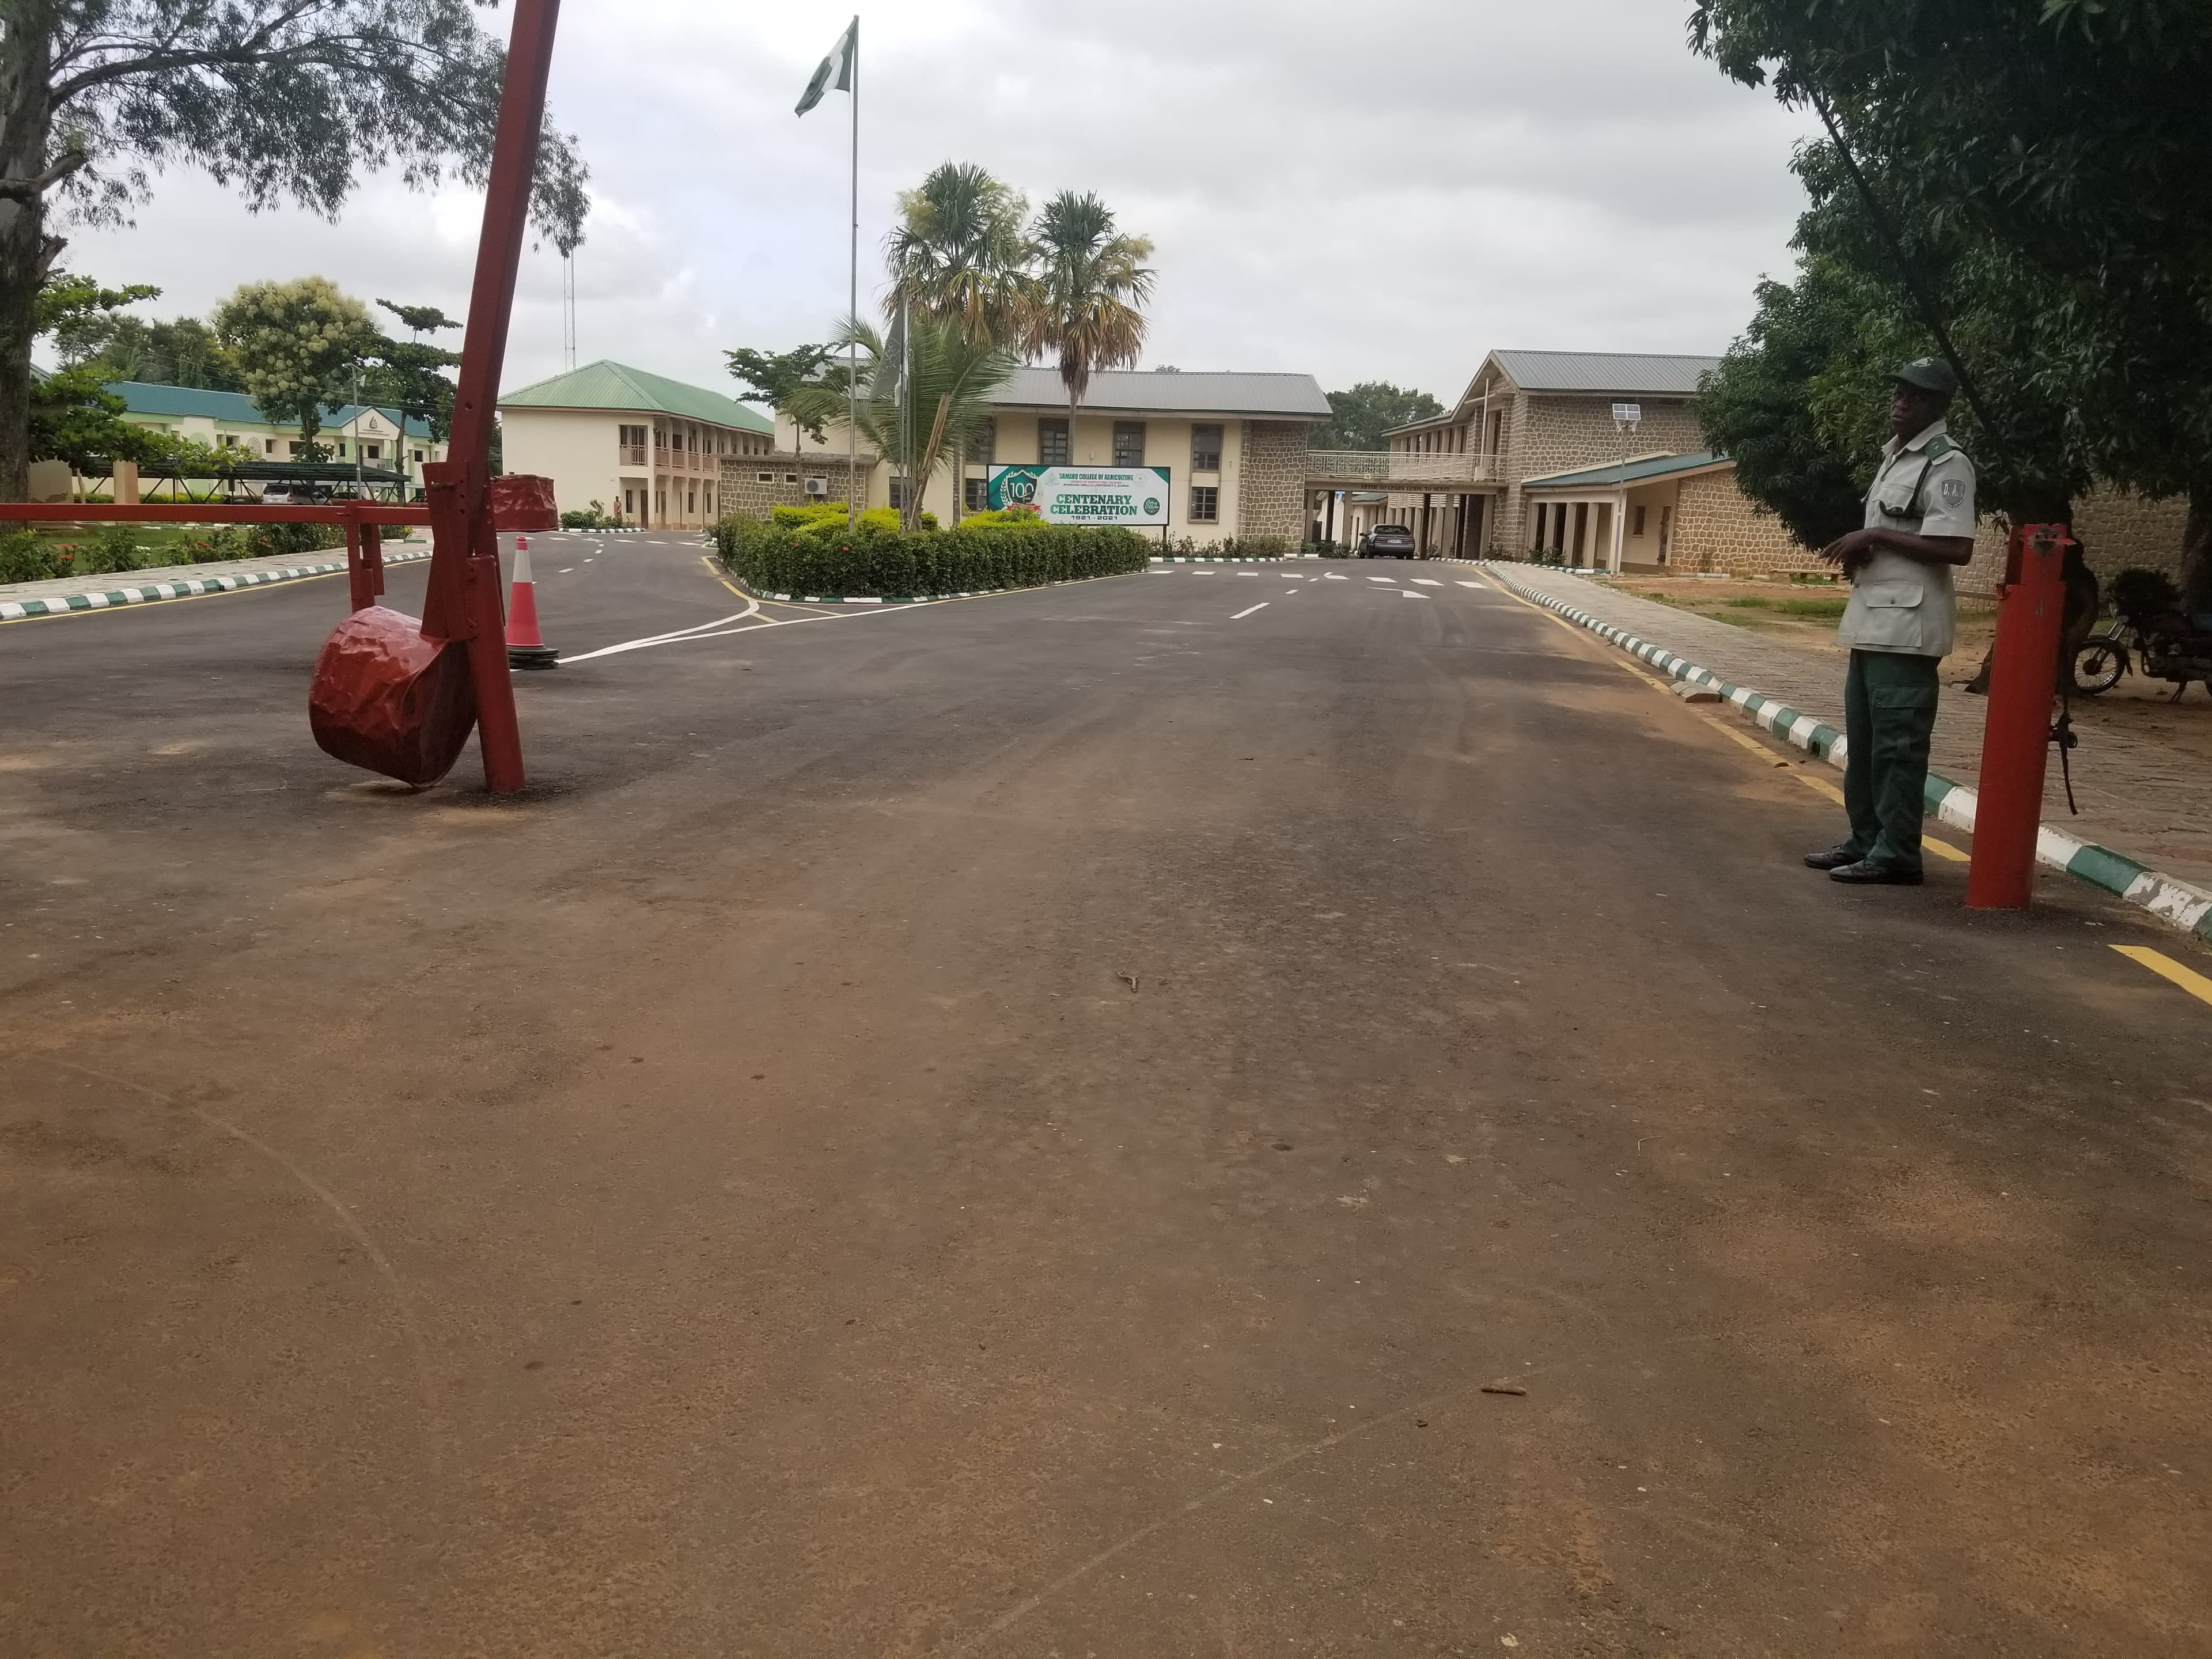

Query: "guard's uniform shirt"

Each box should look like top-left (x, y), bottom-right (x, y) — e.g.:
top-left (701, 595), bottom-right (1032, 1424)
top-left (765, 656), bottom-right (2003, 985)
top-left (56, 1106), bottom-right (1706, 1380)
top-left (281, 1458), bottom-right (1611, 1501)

top-left (1836, 419), bottom-right (1975, 657)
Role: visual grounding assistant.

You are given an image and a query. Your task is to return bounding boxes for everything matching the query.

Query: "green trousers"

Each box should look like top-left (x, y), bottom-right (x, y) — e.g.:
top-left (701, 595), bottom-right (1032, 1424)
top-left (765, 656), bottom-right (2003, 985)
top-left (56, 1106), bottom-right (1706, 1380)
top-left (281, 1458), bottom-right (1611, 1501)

top-left (1841, 649), bottom-right (1941, 872)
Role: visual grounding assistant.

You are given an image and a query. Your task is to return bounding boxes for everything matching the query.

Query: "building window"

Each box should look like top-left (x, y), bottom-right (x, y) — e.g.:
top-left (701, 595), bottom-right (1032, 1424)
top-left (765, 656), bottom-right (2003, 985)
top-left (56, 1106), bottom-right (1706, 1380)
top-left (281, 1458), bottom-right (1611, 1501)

top-left (1631, 505), bottom-right (1647, 537)
top-left (1112, 421), bottom-right (1145, 465)
top-left (414, 449), bottom-right (425, 464)
top-left (1190, 484), bottom-right (1219, 523)
top-left (888, 478), bottom-right (914, 510)
top-left (1191, 423), bottom-right (1222, 472)
top-left (687, 489), bottom-right (696, 515)
top-left (1037, 418), bottom-right (1070, 466)
top-left (363, 443), bottom-right (381, 462)
top-left (967, 418), bottom-right (996, 464)
top-left (758, 471), bottom-right (775, 483)
top-left (624, 489), bottom-right (635, 517)
top-left (964, 477), bottom-right (988, 512)
top-left (784, 472), bottom-right (799, 484)
top-left (619, 424), bottom-right (647, 465)
top-left (655, 489), bottom-right (665, 517)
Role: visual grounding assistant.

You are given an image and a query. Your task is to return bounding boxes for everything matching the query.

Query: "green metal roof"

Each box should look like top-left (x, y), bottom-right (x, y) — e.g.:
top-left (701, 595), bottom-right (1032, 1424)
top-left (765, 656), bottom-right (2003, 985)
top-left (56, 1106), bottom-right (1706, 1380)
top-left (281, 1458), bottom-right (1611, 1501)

top-left (1520, 450), bottom-right (1728, 490)
top-left (497, 359), bottom-right (774, 432)
top-left (107, 381), bottom-right (434, 438)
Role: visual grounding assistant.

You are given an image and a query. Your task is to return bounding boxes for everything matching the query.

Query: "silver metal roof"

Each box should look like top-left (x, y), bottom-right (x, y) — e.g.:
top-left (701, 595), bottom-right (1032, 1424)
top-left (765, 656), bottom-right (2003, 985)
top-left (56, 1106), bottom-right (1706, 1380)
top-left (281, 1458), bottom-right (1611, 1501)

top-left (988, 367), bottom-right (1330, 418)
top-left (1491, 351), bottom-right (1721, 396)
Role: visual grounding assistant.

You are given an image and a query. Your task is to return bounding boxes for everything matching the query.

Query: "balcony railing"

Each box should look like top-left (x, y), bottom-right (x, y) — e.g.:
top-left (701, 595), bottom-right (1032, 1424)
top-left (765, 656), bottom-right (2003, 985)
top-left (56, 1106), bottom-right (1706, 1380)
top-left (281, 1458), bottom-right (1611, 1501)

top-left (619, 444), bottom-right (646, 467)
top-left (1304, 449), bottom-right (1502, 485)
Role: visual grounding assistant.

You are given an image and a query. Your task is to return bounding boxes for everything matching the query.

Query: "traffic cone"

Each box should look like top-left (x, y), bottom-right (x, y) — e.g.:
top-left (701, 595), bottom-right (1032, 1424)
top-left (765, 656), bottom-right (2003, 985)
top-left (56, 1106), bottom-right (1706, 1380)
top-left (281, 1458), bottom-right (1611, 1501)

top-left (505, 535), bottom-right (559, 669)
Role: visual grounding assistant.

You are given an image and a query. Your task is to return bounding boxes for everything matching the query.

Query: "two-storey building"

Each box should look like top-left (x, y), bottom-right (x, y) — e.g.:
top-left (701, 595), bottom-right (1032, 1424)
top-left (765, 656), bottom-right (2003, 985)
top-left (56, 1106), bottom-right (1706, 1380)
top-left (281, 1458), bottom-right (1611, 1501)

top-left (744, 368), bottom-right (1330, 544)
top-left (108, 381), bottom-right (446, 492)
top-left (497, 360), bottom-right (778, 528)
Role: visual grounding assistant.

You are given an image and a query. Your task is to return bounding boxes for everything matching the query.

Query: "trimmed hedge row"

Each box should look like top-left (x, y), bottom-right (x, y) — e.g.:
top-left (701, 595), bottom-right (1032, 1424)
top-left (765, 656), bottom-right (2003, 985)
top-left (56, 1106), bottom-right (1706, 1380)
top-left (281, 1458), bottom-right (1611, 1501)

top-left (714, 516), bottom-right (1150, 599)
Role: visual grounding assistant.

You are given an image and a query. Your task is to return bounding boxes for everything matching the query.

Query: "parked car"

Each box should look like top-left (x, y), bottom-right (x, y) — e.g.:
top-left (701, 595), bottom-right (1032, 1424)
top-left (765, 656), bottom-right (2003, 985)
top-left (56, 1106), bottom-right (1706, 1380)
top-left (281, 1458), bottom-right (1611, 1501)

top-left (1358, 524), bottom-right (1416, 559)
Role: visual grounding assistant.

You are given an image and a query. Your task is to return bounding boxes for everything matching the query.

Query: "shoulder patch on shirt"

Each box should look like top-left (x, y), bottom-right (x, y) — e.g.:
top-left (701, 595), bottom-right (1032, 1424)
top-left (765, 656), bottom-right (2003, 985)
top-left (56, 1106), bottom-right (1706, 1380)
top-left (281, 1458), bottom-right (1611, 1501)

top-left (1941, 478), bottom-right (1967, 508)
top-left (1925, 435), bottom-right (1955, 460)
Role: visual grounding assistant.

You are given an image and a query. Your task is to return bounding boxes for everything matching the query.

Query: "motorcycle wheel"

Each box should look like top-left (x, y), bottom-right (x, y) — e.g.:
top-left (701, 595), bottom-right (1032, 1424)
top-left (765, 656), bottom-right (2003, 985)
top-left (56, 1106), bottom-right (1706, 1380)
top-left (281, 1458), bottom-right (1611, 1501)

top-left (2071, 637), bottom-right (2127, 696)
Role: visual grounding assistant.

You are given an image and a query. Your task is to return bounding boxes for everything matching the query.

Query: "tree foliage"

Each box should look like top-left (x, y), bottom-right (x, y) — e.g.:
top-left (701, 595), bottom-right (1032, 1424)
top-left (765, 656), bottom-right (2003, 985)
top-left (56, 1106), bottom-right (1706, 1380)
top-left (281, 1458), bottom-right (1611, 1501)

top-left (213, 277), bottom-right (374, 459)
top-left (726, 343), bottom-right (833, 440)
top-left (1310, 382), bottom-right (1444, 451)
top-left (783, 315), bottom-right (1019, 529)
top-left (1028, 190), bottom-right (1154, 416)
top-left (888, 163), bottom-right (1034, 349)
top-left (0, 1), bottom-right (590, 497)
top-left (1689, 0), bottom-right (2212, 595)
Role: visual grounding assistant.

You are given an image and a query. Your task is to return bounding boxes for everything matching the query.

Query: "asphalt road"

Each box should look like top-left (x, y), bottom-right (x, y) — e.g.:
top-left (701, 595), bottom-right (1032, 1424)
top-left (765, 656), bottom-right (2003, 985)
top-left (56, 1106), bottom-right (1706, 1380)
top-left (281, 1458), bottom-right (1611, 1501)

top-left (3, 534), bottom-right (2209, 1657)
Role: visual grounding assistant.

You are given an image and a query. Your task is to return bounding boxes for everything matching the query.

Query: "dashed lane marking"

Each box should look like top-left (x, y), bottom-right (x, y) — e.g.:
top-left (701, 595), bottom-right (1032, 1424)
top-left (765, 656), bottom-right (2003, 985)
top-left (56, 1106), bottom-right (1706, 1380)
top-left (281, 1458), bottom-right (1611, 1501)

top-left (1230, 603), bottom-right (1270, 620)
top-left (1401, 590), bottom-right (1429, 599)
top-left (1410, 578), bottom-right (1442, 586)
top-left (2111, 945), bottom-right (2212, 1006)
top-left (1368, 576), bottom-right (1396, 584)
top-left (1456, 580), bottom-right (1483, 588)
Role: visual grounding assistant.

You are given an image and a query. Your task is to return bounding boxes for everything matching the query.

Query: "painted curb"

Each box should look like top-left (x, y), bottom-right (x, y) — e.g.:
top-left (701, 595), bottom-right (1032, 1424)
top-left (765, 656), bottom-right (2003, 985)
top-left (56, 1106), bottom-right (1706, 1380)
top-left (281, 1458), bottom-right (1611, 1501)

top-left (1476, 560), bottom-right (2212, 945)
top-left (1, 546), bottom-right (432, 622)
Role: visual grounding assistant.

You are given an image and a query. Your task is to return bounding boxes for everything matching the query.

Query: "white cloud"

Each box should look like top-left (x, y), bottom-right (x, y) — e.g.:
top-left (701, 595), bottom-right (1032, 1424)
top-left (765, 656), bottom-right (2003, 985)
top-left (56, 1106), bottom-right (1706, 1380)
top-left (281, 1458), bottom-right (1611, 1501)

top-left (59, 0), bottom-right (1814, 404)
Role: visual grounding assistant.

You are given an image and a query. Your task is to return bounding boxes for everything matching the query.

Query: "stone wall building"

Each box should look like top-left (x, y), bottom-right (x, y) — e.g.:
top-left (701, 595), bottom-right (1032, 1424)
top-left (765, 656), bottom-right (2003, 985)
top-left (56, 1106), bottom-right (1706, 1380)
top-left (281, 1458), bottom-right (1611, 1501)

top-left (1312, 350), bottom-right (1719, 559)
top-left (786, 368), bottom-right (1330, 544)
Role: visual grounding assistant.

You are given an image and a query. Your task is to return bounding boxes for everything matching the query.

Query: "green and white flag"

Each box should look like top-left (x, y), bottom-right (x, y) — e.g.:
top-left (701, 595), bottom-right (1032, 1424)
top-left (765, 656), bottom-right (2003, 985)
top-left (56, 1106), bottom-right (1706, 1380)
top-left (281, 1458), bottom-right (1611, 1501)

top-left (795, 18), bottom-right (857, 115)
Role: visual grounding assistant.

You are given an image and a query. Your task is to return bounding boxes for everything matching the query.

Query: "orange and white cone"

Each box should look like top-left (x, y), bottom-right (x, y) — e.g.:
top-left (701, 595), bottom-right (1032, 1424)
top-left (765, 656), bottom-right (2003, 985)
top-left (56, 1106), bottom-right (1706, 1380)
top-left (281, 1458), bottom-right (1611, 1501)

top-left (505, 535), bottom-right (559, 669)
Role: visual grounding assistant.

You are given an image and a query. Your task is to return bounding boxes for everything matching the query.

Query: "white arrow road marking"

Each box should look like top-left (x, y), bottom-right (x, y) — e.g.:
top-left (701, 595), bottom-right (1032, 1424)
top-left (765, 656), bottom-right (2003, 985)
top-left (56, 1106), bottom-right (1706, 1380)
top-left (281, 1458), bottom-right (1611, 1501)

top-left (1230, 603), bottom-right (1269, 620)
top-left (1401, 589), bottom-right (1429, 599)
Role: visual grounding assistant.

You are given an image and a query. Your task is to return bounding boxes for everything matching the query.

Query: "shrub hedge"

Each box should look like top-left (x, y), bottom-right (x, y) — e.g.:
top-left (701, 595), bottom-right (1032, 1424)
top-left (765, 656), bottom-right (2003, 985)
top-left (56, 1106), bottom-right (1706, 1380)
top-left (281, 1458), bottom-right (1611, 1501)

top-left (0, 521), bottom-right (350, 585)
top-left (715, 514), bottom-right (1149, 598)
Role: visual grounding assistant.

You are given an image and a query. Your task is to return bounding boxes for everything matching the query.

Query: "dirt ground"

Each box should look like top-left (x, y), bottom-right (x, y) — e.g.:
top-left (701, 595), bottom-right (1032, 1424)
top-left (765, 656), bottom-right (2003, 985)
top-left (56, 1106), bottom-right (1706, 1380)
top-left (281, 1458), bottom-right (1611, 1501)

top-left (1609, 573), bottom-right (2212, 768)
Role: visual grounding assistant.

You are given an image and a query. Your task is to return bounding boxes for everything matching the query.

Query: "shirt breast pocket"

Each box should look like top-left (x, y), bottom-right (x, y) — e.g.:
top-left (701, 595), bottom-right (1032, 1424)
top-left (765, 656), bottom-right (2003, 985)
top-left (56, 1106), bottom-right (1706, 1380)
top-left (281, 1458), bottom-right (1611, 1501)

top-left (1873, 476), bottom-right (1921, 521)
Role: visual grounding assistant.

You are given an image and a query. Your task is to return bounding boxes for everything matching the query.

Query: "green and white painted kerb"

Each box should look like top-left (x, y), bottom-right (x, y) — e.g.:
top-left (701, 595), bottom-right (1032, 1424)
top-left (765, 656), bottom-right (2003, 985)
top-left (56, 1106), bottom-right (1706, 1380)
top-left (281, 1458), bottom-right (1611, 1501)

top-left (0, 547), bottom-right (432, 623)
top-left (1479, 560), bottom-right (2212, 945)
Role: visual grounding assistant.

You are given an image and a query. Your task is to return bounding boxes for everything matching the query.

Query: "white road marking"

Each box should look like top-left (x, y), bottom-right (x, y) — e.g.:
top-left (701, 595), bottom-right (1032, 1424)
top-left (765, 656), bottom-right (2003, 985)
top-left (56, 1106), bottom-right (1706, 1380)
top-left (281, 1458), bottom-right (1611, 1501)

top-left (1230, 603), bottom-right (1270, 620)
top-left (1192, 570), bottom-right (1218, 576)
top-left (1324, 573), bottom-right (1349, 581)
top-left (557, 567), bottom-right (575, 574)
top-left (1236, 571), bottom-right (1259, 577)
top-left (1368, 576), bottom-right (1396, 584)
top-left (1456, 580), bottom-right (1483, 588)
top-left (1402, 590), bottom-right (1429, 599)
top-left (558, 597), bottom-right (764, 662)
top-left (1411, 578), bottom-right (1441, 586)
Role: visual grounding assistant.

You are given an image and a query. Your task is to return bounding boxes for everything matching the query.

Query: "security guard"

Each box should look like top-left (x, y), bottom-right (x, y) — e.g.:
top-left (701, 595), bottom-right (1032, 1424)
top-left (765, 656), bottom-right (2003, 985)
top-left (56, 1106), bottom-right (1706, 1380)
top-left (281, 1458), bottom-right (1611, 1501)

top-left (1805, 358), bottom-right (1977, 885)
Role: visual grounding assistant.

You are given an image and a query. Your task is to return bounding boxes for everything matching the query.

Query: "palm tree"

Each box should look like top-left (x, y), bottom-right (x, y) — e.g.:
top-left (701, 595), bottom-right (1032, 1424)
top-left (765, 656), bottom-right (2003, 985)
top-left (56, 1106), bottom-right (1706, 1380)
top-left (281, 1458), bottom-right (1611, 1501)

top-left (785, 313), bottom-right (1020, 531)
top-left (1027, 191), bottom-right (1155, 455)
top-left (886, 163), bottom-right (1033, 349)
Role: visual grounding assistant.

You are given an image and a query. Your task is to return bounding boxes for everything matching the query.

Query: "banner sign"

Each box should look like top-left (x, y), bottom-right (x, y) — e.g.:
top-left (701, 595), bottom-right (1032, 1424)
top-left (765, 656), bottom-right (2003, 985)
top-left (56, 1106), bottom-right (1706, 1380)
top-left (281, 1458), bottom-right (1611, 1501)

top-left (987, 464), bottom-right (1171, 527)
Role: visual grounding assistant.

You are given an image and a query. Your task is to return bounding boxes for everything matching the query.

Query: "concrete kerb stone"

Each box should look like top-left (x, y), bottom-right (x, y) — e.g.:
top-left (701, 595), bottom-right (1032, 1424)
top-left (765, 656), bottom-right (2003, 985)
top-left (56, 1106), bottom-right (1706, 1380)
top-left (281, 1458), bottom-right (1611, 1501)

top-left (0, 547), bottom-right (433, 622)
top-left (1472, 560), bottom-right (2212, 945)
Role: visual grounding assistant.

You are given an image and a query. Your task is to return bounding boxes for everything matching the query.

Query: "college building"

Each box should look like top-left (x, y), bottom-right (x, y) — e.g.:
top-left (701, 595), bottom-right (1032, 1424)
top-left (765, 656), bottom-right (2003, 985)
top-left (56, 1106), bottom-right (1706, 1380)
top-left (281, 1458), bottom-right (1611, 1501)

top-left (742, 368), bottom-right (1330, 543)
top-left (1307, 350), bottom-right (1800, 573)
top-left (107, 381), bottom-right (446, 490)
top-left (497, 360), bottom-right (778, 529)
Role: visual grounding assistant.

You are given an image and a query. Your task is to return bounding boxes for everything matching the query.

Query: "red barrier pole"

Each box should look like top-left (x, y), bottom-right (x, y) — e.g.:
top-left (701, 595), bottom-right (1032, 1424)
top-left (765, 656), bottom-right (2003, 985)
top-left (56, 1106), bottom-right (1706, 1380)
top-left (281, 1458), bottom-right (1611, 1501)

top-left (421, 0), bottom-right (561, 795)
top-left (344, 516), bottom-right (369, 611)
top-left (1965, 522), bottom-right (2070, 910)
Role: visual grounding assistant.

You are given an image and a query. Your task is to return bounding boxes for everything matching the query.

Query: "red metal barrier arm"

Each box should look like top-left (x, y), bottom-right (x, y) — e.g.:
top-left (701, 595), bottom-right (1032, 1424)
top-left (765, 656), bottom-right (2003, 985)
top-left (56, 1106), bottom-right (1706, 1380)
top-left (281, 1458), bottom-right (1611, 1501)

top-left (420, 0), bottom-right (561, 796)
top-left (0, 503), bottom-right (429, 524)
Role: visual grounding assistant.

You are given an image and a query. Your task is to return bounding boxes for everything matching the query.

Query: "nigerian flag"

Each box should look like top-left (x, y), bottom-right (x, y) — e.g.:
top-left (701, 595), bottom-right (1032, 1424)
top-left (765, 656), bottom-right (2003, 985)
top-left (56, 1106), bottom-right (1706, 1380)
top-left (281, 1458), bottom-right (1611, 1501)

top-left (796, 18), bottom-right (858, 116)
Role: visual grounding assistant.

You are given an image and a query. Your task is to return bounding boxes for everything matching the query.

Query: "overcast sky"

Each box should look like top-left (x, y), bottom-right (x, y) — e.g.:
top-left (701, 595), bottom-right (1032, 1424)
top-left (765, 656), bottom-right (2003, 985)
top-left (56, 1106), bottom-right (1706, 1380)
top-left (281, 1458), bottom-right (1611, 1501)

top-left (63, 0), bottom-right (1816, 407)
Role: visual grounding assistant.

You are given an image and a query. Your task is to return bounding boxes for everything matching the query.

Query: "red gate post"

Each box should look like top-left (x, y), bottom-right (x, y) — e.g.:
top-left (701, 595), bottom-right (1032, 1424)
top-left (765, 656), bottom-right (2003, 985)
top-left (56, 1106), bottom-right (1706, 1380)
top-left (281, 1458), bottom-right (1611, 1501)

top-left (343, 507), bottom-right (378, 611)
top-left (1965, 522), bottom-right (2071, 910)
top-left (418, 0), bottom-right (562, 795)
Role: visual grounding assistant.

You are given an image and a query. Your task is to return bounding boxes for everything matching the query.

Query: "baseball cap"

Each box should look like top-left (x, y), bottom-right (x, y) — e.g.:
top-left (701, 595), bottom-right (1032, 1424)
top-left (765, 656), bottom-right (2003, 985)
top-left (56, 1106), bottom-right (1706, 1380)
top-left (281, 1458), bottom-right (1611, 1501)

top-left (1893, 357), bottom-right (1959, 395)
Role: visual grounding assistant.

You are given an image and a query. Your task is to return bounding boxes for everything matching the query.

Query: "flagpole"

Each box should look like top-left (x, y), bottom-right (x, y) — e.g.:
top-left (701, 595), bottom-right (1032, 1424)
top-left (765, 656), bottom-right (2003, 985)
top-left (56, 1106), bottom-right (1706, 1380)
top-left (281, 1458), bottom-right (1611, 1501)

top-left (847, 15), bottom-right (859, 530)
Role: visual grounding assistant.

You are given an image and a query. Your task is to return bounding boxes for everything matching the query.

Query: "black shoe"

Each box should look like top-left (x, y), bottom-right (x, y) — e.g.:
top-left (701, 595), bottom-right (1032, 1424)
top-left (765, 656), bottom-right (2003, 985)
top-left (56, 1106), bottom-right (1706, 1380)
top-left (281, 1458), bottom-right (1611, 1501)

top-left (1804, 846), bottom-right (1861, 871)
top-left (1829, 859), bottom-right (1923, 886)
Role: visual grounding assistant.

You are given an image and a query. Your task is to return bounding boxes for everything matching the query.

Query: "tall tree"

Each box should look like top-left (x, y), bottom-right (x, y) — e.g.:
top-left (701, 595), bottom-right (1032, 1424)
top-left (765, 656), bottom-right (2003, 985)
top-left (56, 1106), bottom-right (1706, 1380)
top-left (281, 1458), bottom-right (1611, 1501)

top-left (79, 315), bottom-right (245, 390)
top-left (1690, 0), bottom-right (2212, 601)
top-left (726, 342), bottom-right (833, 445)
top-left (214, 277), bottom-right (374, 461)
top-left (1310, 382), bottom-right (1444, 451)
top-left (0, 2), bottom-right (589, 499)
top-left (364, 298), bottom-right (461, 447)
top-left (887, 162), bottom-right (1033, 349)
top-left (782, 315), bottom-right (1018, 532)
top-left (1027, 191), bottom-right (1153, 444)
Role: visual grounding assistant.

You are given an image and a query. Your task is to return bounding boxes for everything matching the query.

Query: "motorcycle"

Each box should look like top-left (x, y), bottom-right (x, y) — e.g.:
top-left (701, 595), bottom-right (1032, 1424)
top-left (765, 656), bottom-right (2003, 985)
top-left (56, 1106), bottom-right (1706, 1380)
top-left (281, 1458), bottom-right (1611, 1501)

top-left (2071, 569), bottom-right (2212, 699)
